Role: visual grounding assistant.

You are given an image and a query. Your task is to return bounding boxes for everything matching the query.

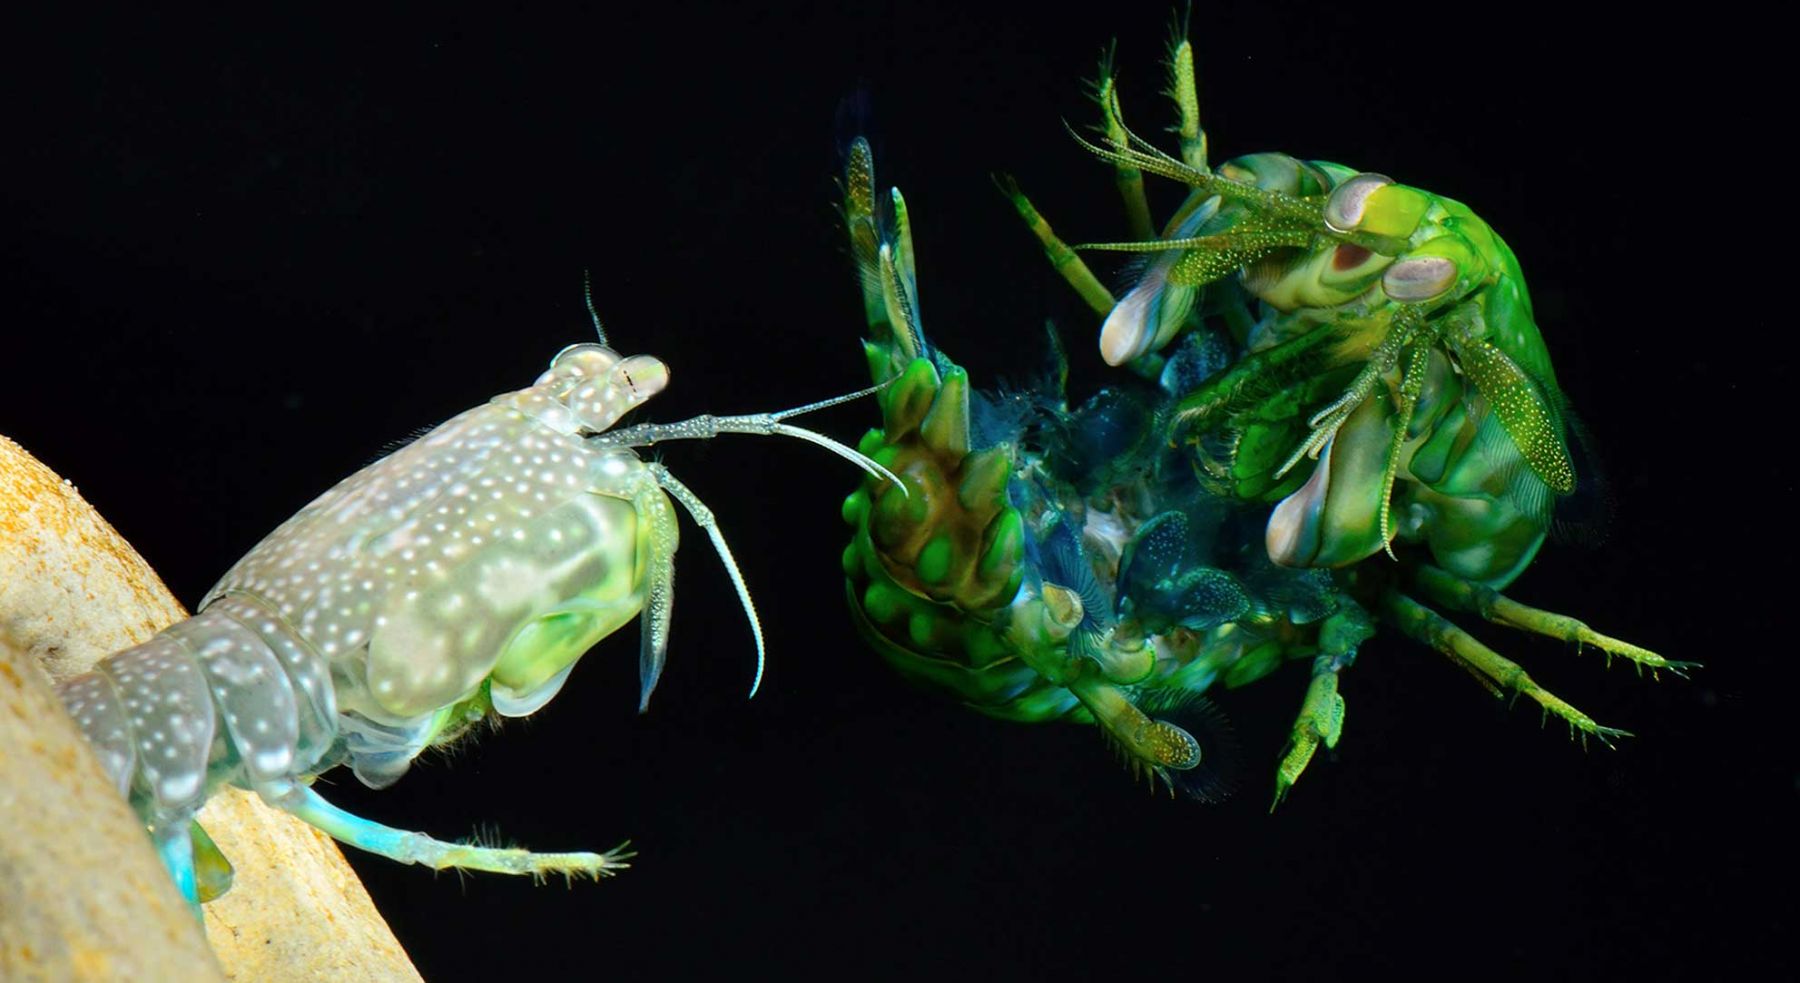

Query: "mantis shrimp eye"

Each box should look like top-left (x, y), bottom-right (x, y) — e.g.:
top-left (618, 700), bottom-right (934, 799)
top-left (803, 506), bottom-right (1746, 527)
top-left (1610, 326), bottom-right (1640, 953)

top-left (540, 343), bottom-right (620, 386)
top-left (1381, 256), bottom-right (1459, 302)
top-left (1322, 173), bottom-right (1394, 234)
top-left (563, 354), bottom-right (670, 431)
top-left (614, 355), bottom-right (670, 400)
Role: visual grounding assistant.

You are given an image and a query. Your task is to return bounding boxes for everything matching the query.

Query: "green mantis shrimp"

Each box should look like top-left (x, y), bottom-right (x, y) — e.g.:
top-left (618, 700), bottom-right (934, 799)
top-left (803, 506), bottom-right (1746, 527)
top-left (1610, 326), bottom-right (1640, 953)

top-left (54, 294), bottom-right (899, 911)
top-left (838, 20), bottom-right (1689, 805)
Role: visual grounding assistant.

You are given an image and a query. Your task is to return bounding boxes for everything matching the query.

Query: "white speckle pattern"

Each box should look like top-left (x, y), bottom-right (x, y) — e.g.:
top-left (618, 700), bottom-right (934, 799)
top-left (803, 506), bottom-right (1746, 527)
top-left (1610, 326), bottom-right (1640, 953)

top-left (206, 594), bottom-right (338, 769)
top-left (201, 400), bottom-right (655, 726)
top-left (100, 633), bottom-right (216, 820)
top-left (55, 673), bottom-right (134, 797)
top-left (166, 613), bottom-right (299, 783)
top-left (52, 343), bottom-right (696, 867)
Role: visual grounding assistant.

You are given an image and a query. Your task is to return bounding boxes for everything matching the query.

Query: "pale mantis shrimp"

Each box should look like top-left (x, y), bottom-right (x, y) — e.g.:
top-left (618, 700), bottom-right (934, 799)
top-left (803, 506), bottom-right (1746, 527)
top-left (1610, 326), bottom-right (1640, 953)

top-left (54, 286), bottom-right (899, 910)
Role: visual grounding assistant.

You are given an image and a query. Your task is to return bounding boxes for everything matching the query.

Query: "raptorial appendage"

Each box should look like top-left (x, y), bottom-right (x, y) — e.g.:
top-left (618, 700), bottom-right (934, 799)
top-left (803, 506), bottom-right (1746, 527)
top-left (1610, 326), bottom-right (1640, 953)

top-left (57, 308), bottom-right (897, 913)
top-left (841, 18), bottom-right (1684, 806)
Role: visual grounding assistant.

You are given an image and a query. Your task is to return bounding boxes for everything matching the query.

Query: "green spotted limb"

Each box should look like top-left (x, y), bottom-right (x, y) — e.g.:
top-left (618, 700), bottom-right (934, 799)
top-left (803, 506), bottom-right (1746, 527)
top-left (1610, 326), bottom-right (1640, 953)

top-left (1379, 564), bottom-right (1692, 746)
top-left (1409, 565), bottom-right (1696, 679)
top-left (1272, 656), bottom-right (1347, 810)
top-left (1270, 607), bottom-right (1373, 806)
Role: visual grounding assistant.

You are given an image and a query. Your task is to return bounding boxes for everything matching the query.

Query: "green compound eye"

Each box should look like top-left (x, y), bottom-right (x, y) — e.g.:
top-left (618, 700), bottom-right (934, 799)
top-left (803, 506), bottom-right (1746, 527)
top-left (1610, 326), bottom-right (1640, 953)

top-left (835, 18), bottom-right (1691, 821)
top-left (1325, 175), bottom-right (1433, 243)
top-left (1382, 255), bottom-right (1459, 301)
top-left (1322, 172), bottom-right (1394, 233)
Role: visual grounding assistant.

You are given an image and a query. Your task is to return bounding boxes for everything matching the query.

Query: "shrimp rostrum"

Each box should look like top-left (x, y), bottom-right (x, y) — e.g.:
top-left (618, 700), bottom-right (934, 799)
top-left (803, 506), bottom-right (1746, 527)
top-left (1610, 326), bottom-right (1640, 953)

top-left (54, 306), bottom-right (897, 910)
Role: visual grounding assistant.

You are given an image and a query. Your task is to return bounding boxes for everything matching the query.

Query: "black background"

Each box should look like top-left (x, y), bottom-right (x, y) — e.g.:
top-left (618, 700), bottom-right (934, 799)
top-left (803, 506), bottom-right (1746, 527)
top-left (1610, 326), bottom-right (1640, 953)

top-left (4, 4), bottom-right (1788, 979)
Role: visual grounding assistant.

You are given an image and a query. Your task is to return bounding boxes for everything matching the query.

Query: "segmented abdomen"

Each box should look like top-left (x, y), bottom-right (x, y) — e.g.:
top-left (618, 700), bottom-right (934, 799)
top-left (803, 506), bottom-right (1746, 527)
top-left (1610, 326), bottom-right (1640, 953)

top-left (55, 393), bottom-right (652, 833)
top-left (55, 593), bottom-right (339, 830)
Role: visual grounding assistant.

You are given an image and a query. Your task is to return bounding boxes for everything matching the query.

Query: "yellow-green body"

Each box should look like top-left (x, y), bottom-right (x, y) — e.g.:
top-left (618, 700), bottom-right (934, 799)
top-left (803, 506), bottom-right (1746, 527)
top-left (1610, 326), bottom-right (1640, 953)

top-left (838, 21), bottom-right (1687, 806)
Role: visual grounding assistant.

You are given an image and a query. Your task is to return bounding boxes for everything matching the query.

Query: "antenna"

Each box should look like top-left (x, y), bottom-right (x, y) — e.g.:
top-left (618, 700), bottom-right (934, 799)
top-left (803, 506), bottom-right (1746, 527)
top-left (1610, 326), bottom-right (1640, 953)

top-left (583, 269), bottom-right (610, 348)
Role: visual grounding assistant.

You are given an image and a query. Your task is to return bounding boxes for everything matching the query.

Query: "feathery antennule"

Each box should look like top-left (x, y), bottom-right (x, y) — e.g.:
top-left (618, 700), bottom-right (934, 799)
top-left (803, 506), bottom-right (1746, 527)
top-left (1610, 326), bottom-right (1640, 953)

top-left (1082, 38), bottom-right (1120, 105)
top-left (583, 269), bottom-right (610, 348)
top-left (1165, 2), bottom-right (1194, 76)
top-left (1064, 120), bottom-right (1206, 188)
top-left (1119, 117), bottom-right (1190, 170)
top-left (1074, 230), bottom-right (1312, 254)
top-left (1066, 117), bottom-right (1325, 229)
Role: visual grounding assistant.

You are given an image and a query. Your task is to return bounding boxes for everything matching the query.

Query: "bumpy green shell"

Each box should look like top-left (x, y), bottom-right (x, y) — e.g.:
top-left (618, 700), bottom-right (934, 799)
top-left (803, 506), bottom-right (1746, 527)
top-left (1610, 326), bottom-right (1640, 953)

top-left (835, 26), bottom-right (1684, 801)
top-left (839, 137), bottom-right (1374, 799)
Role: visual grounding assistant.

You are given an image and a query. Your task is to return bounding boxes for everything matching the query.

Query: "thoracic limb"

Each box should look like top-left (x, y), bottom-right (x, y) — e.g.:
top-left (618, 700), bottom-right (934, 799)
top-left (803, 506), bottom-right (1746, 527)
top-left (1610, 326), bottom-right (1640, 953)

top-left (1377, 344), bottom-right (1431, 559)
top-left (1272, 654), bottom-right (1348, 810)
top-left (1270, 607), bottom-right (1371, 807)
top-left (1067, 675), bottom-right (1200, 794)
top-left (266, 782), bottom-right (630, 881)
top-left (1382, 590), bottom-right (1629, 747)
top-left (1408, 565), bottom-right (1696, 678)
top-left (647, 462), bottom-right (766, 696)
top-left (1274, 304), bottom-right (1428, 481)
top-left (1171, 322), bottom-right (1341, 432)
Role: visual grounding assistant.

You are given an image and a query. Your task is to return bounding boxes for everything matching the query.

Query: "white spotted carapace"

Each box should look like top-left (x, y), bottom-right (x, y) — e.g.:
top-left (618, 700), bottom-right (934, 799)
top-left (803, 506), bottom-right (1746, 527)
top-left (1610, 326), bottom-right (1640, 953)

top-left (56, 334), bottom-right (895, 905)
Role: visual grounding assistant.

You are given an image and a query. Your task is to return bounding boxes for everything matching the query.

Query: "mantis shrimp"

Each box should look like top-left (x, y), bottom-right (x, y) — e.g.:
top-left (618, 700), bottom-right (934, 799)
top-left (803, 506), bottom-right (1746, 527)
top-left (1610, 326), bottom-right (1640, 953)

top-left (53, 291), bottom-right (898, 910)
top-left (838, 19), bottom-right (1688, 805)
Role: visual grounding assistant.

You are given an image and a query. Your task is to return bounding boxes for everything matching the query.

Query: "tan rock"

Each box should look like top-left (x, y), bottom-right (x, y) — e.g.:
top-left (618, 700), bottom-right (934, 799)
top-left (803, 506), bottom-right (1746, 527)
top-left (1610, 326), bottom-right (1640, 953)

top-left (0, 433), bottom-right (420, 982)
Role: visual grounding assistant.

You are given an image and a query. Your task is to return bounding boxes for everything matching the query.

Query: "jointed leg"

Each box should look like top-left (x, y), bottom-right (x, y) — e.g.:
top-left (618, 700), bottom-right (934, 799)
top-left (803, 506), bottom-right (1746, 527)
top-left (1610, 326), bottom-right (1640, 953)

top-left (1377, 345), bottom-right (1431, 559)
top-left (1410, 565), bottom-right (1694, 678)
top-left (266, 782), bottom-right (630, 882)
top-left (1272, 654), bottom-right (1348, 810)
top-left (1171, 322), bottom-right (1341, 432)
top-left (1275, 305), bottom-right (1427, 481)
top-left (1383, 590), bottom-right (1629, 747)
top-left (1068, 675), bottom-right (1201, 797)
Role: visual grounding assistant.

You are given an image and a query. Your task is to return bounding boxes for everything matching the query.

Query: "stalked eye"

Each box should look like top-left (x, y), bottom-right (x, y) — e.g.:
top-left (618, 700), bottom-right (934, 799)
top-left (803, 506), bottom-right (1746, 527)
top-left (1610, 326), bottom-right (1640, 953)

top-left (538, 343), bottom-right (618, 387)
top-left (549, 342), bottom-right (613, 372)
top-left (1323, 173), bottom-right (1393, 234)
top-left (613, 355), bottom-right (670, 399)
top-left (1381, 256), bottom-right (1458, 302)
